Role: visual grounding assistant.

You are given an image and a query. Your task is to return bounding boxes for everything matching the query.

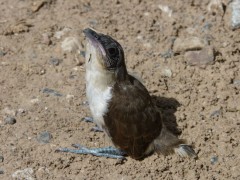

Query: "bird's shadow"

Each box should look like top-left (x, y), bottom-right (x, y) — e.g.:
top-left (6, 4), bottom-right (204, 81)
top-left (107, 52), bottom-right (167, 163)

top-left (151, 95), bottom-right (182, 136)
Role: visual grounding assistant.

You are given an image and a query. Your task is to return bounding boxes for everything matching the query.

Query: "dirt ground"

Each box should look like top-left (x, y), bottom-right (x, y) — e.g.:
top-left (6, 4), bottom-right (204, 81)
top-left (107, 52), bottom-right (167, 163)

top-left (0, 0), bottom-right (239, 179)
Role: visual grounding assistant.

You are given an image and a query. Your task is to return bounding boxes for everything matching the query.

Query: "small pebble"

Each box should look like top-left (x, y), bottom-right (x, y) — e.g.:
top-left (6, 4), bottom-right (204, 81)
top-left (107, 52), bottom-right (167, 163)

top-left (36, 131), bottom-right (52, 144)
top-left (4, 117), bottom-right (16, 125)
top-left (82, 101), bottom-right (89, 106)
top-left (40, 69), bottom-right (46, 75)
top-left (173, 37), bottom-right (205, 53)
top-left (66, 94), bottom-right (74, 99)
top-left (42, 33), bottom-right (52, 45)
top-left (31, 0), bottom-right (46, 12)
top-left (143, 42), bottom-right (152, 48)
top-left (49, 58), bottom-right (61, 66)
top-left (185, 47), bottom-right (215, 66)
top-left (12, 168), bottom-right (34, 180)
top-left (0, 155), bottom-right (4, 162)
top-left (17, 108), bottom-right (26, 115)
top-left (30, 97), bottom-right (40, 104)
top-left (211, 156), bottom-right (218, 165)
top-left (160, 50), bottom-right (173, 59)
top-left (115, 158), bottom-right (126, 165)
top-left (207, 0), bottom-right (224, 15)
top-left (42, 88), bottom-right (63, 97)
top-left (0, 169), bottom-right (4, 174)
top-left (0, 51), bottom-right (6, 57)
top-left (162, 68), bottom-right (172, 78)
top-left (233, 79), bottom-right (240, 85)
top-left (66, 94), bottom-right (74, 104)
top-left (231, 0), bottom-right (240, 30)
top-left (210, 109), bottom-right (221, 118)
top-left (203, 22), bottom-right (213, 31)
top-left (158, 4), bottom-right (173, 17)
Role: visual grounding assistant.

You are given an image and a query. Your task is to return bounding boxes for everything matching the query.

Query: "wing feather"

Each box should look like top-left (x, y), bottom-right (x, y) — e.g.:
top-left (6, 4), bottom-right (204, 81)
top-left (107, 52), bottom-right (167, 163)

top-left (104, 75), bottom-right (162, 159)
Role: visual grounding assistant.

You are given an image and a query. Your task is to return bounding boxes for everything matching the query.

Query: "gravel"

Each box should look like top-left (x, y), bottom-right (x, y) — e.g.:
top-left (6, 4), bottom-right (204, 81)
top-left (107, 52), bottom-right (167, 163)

top-left (4, 117), bottom-right (16, 125)
top-left (36, 131), bottom-right (53, 144)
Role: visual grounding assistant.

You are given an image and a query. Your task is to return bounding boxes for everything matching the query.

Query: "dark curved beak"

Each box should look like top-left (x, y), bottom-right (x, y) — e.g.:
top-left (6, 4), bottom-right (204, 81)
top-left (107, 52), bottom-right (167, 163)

top-left (83, 28), bottom-right (106, 56)
top-left (83, 28), bottom-right (100, 41)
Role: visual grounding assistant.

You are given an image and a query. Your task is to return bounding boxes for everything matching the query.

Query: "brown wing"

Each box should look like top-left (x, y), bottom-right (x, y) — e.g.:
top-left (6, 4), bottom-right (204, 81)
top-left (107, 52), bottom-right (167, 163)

top-left (103, 75), bottom-right (162, 159)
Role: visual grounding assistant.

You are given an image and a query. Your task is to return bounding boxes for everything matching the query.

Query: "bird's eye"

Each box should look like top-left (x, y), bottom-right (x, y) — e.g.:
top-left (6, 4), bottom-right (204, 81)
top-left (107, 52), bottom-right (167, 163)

top-left (108, 47), bottom-right (117, 56)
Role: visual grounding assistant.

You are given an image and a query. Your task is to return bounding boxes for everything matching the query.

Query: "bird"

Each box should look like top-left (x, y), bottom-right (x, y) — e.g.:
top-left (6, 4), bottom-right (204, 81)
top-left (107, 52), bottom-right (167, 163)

top-left (56, 28), bottom-right (197, 160)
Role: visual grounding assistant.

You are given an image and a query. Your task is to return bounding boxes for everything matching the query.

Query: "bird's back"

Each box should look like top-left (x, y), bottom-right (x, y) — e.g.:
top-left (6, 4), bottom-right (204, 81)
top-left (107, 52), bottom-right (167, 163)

top-left (103, 75), bottom-right (162, 159)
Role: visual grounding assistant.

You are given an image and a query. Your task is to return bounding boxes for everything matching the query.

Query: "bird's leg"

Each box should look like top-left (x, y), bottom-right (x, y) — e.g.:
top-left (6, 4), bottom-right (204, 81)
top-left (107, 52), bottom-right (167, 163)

top-left (56, 144), bottom-right (127, 159)
top-left (81, 117), bottom-right (104, 132)
top-left (81, 116), bottom-right (94, 123)
top-left (91, 126), bottom-right (104, 132)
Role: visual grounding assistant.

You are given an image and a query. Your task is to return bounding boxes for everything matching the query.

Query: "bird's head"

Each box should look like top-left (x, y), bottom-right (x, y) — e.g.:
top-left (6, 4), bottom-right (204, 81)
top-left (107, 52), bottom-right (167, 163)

top-left (83, 28), bottom-right (127, 81)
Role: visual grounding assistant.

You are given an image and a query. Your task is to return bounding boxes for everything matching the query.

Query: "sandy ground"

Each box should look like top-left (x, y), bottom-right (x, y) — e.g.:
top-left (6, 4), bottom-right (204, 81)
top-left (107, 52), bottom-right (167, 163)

top-left (0, 0), bottom-right (239, 179)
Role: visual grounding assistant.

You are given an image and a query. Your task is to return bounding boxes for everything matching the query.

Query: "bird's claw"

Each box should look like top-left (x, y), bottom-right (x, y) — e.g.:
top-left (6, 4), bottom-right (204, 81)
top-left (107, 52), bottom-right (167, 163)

top-left (56, 145), bottom-right (127, 160)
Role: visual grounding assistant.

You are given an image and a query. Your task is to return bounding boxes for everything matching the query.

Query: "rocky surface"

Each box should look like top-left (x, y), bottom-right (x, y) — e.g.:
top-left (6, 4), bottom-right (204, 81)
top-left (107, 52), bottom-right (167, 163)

top-left (0, 0), bottom-right (239, 179)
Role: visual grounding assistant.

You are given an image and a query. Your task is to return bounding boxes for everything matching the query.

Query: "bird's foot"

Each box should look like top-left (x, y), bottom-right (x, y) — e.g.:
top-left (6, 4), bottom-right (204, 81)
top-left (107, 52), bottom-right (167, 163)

top-left (56, 144), bottom-right (127, 159)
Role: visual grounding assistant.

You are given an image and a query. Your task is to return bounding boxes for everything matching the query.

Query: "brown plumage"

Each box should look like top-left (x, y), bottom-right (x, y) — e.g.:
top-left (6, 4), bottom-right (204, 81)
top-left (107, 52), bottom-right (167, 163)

top-left (104, 75), bottom-right (162, 159)
top-left (83, 28), bottom-right (197, 160)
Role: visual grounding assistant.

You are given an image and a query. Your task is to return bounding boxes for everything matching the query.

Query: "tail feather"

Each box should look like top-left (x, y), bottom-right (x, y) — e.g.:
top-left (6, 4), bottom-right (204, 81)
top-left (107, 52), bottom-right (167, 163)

top-left (174, 144), bottom-right (197, 158)
top-left (153, 124), bottom-right (197, 158)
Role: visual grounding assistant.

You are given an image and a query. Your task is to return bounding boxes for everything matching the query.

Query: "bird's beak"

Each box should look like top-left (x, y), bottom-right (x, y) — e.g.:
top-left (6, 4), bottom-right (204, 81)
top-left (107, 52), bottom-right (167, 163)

top-left (83, 28), bottom-right (98, 41)
top-left (83, 28), bottom-right (103, 46)
top-left (83, 28), bottom-right (106, 56)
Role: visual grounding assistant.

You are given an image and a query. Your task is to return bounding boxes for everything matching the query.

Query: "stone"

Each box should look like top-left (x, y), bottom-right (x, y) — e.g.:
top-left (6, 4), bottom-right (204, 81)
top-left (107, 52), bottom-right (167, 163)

top-left (158, 4), bottom-right (173, 17)
top-left (162, 68), bottom-right (172, 78)
top-left (210, 156), bottom-right (218, 165)
top-left (30, 97), bottom-right (40, 104)
top-left (173, 37), bottom-right (205, 53)
top-left (160, 50), bottom-right (173, 59)
top-left (0, 51), bottom-right (6, 57)
top-left (12, 168), bottom-right (34, 180)
top-left (36, 131), bottom-right (52, 144)
top-left (49, 58), bottom-right (61, 66)
top-left (184, 47), bottom-right (215, 66)
top-left (233, 79), bottom-right (240, 85)
top-left (207, 0), bottom-right (225, 15)
top-left (31, 0), bottom-right (46, 12)
top-left (0, 155), bottom-right (3, 162)
top-left (210, 109), bottom-right (222, 118)
top-left (42, 88), bottom-right (63, 97)
top-left (42, 33), bottom-right (52, 45)
top-left (231, 0), bottom-right (240, 30)
top-left (4, 117), bottom-right (16, 125)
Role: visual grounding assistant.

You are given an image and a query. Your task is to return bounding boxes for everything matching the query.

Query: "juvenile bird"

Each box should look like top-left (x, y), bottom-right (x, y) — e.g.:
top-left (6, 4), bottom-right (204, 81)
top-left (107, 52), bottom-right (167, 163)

top-left (57, 28), bottom-right (197, 160)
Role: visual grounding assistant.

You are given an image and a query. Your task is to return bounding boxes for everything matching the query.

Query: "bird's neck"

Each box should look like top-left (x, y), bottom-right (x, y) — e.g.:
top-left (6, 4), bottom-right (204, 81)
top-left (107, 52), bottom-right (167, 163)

top-left (86, 65), bottom-right (116, 90)
top-left (115, 65), bottom-right (129, 83)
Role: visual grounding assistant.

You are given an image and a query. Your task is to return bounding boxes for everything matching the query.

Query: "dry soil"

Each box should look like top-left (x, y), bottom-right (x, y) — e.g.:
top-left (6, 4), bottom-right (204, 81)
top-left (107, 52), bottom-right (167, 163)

top-left (0, 0), bottom-right (239, 179)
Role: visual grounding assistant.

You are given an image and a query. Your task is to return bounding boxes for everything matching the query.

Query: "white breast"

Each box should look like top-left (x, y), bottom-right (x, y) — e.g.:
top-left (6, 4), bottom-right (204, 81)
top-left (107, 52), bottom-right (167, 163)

top-left (86, 68), bottom-right (113, 129)
top-left (85, 39), bottom-right (114, 129)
